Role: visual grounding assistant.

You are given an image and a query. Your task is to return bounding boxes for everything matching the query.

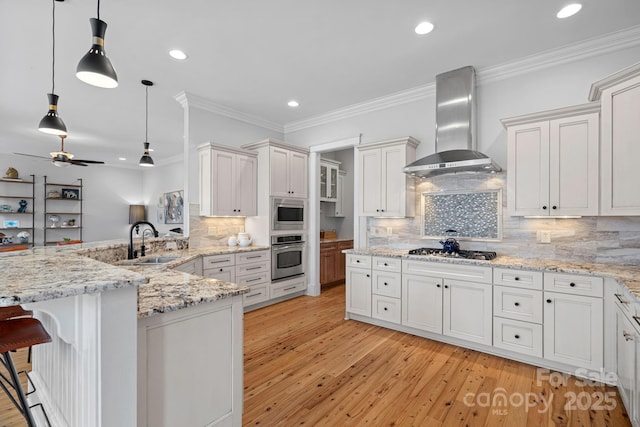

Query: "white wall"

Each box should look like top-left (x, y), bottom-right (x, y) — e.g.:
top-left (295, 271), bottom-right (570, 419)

top-left (0, 154), bottom-right (143, 245)
top-left (142, 158), bottom-right (184, 236)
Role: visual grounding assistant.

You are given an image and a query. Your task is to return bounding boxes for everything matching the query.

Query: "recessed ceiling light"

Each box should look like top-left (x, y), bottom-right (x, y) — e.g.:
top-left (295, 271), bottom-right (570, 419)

top-left (415, 21), bottom-right (434, 35)
top-left (556, 3), bottom-right (582, 18)
top-left (169, 49), bottom-right (188, 60)
top-left (288, 100), bottom-right (299, 107)
top-left (118, 157), bottom-right (126, 161)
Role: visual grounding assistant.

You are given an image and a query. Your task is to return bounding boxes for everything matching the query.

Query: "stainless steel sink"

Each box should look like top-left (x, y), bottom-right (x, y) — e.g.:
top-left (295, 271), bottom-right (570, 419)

top-left (131, 256), bottom-right (180, 265)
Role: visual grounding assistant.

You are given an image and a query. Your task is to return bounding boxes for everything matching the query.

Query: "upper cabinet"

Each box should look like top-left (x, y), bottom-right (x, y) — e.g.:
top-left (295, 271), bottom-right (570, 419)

top-left (502, 103), bottom-right (600, 216)
top-left (320, 159), bottom-right (340, 202)
top-left (198, 143), bottom-right (257, 217)
top-left (590, 63), bottom-right (640, 215)
top-left (358, 137), bottom-right (419, 217)
top-left (269, 146), bottom-right (308, 199)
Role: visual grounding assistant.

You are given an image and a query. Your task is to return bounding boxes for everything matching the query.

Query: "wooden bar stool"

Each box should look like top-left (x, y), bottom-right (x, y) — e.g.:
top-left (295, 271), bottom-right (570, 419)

top-left (0, 317), bottom-right (52, 427)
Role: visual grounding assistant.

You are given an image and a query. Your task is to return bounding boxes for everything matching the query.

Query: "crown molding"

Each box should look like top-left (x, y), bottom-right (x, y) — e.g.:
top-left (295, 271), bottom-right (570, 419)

top-left (588, 61), bottom-right (640, 101)
top-left (173, 91), bottom-right (284, 133)
top-left (284, 25), bottom-right (640, 133)
top-left (500, 101), bottom-right (601, 128)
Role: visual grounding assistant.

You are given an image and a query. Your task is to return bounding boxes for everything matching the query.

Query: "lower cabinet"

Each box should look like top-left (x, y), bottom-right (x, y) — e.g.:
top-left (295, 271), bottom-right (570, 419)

top-left (493, 317), bottom-right (543, 358)
top-left (346, 261), bottom-right (372, 317)
top-left (401, 273), bottom-right (443, 333)
top-left (443, 279), bottom-right (493, 346)
top-left (320, 240), bottom-right (353, 285)
top-left (615, 305), bottom-right (637, 422)
top-left (372, 294), bottom-right (401, 323)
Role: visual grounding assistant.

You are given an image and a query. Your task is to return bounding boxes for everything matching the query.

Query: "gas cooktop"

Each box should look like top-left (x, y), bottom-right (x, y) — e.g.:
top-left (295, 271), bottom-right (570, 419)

top-left (408, 247), bottom-right (497, 261)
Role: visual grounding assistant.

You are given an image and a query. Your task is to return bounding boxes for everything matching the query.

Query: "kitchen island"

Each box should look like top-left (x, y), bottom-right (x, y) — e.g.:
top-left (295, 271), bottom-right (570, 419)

top-left (0, 239), bottom-right (255, 427)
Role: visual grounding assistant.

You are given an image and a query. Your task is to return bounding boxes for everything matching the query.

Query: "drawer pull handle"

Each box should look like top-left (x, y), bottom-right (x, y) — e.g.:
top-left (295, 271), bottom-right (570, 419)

top-left (569, 282), bottom-right (576, 287)
top-left (546, 299), bottom-right (552, 303)
top-left (623, 332), bottom-right (634, 342)
top-left (514, 334), bottom-right (520, 339)
top-left (284, 286), bottom-right (297, 291)
top-left (246, 277), bottom-right (262, 283)
top-left (514, 277), bottom-right (520, 281)
top-left (209, 259), bottom-right (230, 264)
top-left (246, 293), bottom-right (262, 298)
top-left (514, 302), bottom-right (520, 307)
top-left (246, 266), bottom-right (262, 271)
top-left (634, 316), bottom-right (640, 327)
top-left (614, 294), bottom-right (629, 305)
top-left (246, 255), bottom-right (261, 259)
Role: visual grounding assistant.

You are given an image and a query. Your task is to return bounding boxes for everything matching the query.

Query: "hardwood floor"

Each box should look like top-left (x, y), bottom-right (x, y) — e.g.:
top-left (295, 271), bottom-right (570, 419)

top-left (243, 283), bottom-right (631, 427)
top-left (0, 348), bottom-right (31, 427)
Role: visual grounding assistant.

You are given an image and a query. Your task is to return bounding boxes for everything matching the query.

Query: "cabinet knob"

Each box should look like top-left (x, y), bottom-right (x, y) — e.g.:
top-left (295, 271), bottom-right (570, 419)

top-left (444, 285), bottom-right (449, 289)
top-left (569, 282), bottom-right (576, 287)
top-left (552, 205), bottom-right (557, 210)
top-left (514, 302), bottom-right (520, 307)
top-left (356, 260), bottom-right (360, 263)
top-left (384, 263), bottom-right (388, 266)
top-left (514, 334), bottom-right (520, 339)
top-left (366, 274), bottom-right (370, 278)
top-left (381, 209), bottom-right (384, 212)
top-left (542, 206), bottom-right (547, 210)
top-left (376, 209), bottom-right (380, 212)
top-left (383, 307), bottom-right (388, 311)
top-left (219, 268), bottom-right (223, 272)
top-left (514, 277), bottom-right (520, 281)
top-left (546, 299), bottom-right (552, 303)
top-left (436, 284), bottom-right (441, 288)
top-left (384, 282), bottom-right (388, 286)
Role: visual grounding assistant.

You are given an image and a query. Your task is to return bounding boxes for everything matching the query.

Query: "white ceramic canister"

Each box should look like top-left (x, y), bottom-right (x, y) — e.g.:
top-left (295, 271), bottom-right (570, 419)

top-left (227, 235), bottom-right (238, 246)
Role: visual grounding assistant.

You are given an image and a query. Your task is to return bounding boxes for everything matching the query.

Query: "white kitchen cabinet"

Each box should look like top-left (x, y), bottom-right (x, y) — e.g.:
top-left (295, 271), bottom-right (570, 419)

top-left (372, 294), bottom-right (401, 324)
top-left (615, 304), bottom-right (637, 422)
top-left (173, 257), bottom-right (203, 275)
top-left (544, 291), bottom-right (603, 370)
top-left (401, 273), bottom-right (443, 334)
top-left (358, 137), bottom-right (419, 217)
top-left (590, 63), bottom-right (640, 215)
top-left (330, 170), bottom-right (347, 217)
top-left (198, 143), bottom-right (257, 217)
top-left (270, 146), bottom-right (308, 198)
top-left (320, 159), bottom-right (340, 202)
top-left (502, 103), bottom-right (599, 216)
top-left (443, 279), bottom-right (493, 346)
top-left (346, 254), bottom-right (372, 317)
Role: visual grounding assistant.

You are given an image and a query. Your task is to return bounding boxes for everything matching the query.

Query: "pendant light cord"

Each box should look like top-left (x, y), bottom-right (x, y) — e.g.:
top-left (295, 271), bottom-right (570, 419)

top-left (145, 85), bottom-right (149, 142)
top-left (51, 0), bottom-right (56, 94)
top-left (97, 0), bottom-right (100, 20)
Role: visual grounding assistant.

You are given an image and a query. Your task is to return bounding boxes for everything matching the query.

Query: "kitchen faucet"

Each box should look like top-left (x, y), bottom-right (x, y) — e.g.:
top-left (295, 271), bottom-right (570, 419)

top-left (128, 221), bottom-right (159, 259)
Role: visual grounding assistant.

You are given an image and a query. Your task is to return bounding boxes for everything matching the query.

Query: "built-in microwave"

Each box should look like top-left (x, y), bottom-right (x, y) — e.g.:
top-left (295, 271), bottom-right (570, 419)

top-left (272, 198), bottom-right (305, 231)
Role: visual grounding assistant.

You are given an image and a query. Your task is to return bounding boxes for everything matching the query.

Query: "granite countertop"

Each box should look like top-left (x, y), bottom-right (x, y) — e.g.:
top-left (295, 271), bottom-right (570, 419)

top-left (345, 248), bottom-right (640, 299)
top-left (0, 240), bottom-right (270, 318)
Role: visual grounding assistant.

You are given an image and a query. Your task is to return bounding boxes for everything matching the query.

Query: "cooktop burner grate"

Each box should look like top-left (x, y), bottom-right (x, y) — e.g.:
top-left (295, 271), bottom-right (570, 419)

top-left (408, 247), bottom-right (497, 261)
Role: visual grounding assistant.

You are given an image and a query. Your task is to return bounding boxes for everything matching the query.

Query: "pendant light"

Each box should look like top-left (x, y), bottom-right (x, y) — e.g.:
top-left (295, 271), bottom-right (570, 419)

top-left (76, 0), bottom-right (118, 88)
top-left (38, 0), bottom-right (67, 136)
top-left (139, 80), bottom-right (155, 167)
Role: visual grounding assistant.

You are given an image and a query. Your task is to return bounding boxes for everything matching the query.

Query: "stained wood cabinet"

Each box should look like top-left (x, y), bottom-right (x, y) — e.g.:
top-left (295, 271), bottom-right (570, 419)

top-left (502, 103), bottom-right (600, 216)
top-left (198, 143), bottom-right (257, 216)
top-left (320, 240), bottom-right (353, 286)
top-left (358, 137), bottom-right (418, 217)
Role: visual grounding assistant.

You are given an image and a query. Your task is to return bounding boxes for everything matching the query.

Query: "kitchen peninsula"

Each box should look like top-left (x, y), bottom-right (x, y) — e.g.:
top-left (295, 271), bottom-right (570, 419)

top-left (0, 238), bottom-right (255, 427)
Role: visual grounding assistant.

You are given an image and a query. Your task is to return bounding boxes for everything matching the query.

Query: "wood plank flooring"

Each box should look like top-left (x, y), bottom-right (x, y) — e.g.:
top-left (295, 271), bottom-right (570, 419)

top-left (1, 283), bottom-right (631, 426)
top-left (243, 283), bottom-right (631, 427)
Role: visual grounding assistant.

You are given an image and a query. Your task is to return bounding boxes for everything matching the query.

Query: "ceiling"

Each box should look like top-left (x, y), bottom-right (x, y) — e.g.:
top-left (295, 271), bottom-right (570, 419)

top-left (2, 0), bottom-right (640, 167)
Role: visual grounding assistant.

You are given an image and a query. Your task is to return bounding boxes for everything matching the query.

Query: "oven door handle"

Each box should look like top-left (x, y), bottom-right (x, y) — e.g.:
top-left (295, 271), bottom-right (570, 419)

top-left (272, 245), bottom-right (303, 252)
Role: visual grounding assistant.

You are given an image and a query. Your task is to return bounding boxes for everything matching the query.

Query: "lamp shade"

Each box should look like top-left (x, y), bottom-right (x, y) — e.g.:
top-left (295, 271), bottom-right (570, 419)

top-left (76, 18), bottom-right (118, 88)
top-left (129, 205), bottom-right (146, 224)
top-left (38, 93), bottom-right (67, 136)
top-left (139, 142), bottom-right (154, 167)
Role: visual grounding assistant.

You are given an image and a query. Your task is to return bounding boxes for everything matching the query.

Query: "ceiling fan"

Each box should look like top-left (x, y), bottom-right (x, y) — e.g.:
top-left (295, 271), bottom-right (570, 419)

top-left (15, 135), bottom-right (105, 167)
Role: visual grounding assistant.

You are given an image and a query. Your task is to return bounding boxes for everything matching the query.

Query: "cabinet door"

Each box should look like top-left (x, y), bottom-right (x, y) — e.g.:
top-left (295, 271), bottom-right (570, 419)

top-left (507, 121), bottom-right (550, 216)
top-left (359, 149), bottom-right (381, 216)
top-left (236, 154), bottom-right (257, 216)
top-left (320, 244), bottom-right (337, 285)
top-left (203, 266), bottom-right (235, 282)
top-left (549, 113), bottom-right (599, 216)
top-left (270, 147), bottom-right (290, 197)
top-left (211, 150), bottom-right (236, 216)
top-left (333, 172), bottom-right (345, 217)
top-left (615, 308), bottom-right (636, 415)
top-left (346, 267), bottom-right (371, 317)
top-left (443, 279), bottom-right (492, 345)
top-left (288, 151), bottom-right (308, 198)
top-left (402, 273), bottom-right (443, 334)
top-left (329, 166), bottom-right (338, 200)
top-left (601, 74), bottom-right (640, 215)
top-left (380, 145), bottom-right (407, 217)
top-left (320, 164), bottom-right (328, 199)
top-left (543, 292), bottom-right (603, 370)
top-left (198, 148), bottom-right (212, 216)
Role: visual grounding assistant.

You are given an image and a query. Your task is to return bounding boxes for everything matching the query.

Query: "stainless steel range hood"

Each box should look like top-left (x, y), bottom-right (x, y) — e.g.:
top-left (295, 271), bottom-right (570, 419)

top-left (403, 66), bottom-right (501, 177)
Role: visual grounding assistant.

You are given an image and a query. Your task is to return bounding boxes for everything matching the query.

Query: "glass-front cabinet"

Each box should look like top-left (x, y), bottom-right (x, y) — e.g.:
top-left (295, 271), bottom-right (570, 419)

top-left (320, 159), bottom-right (340, 202)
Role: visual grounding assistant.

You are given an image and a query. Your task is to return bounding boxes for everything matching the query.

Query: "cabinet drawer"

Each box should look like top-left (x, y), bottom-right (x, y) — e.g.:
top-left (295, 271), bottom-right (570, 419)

top-left (372, 295), bottom-right (401, 324)
top-left (402, 260), bottom-right (492, 284)
top-left (613, 285), bottom-right (637, 319)
top-left (202, 266), bottom-right (235, 282)
top-left (236, 250), bottom-right (269, 265)
top-left (494, 286), bottom-right (542, 324)
top-left (236, 261), bottom-right (269, 277)
top-left (202, 254), bottom-right (235, 269)
top-left (493, 317), bottom-right (542, 358)
top-left (493, 268), bottom-right (542, 290)
top-left (320, 243), bottom-right (338, 252)
top-left (372, 271), bottom-right (401, 298)
top-left (243, 284), bottom-right (270, 307)
top-left (236, 272), bottom-right (270, 287)
top-left (271, 277), bottom-right (306, 299)
top-left (347, 254), bottom-right (371, 269)
top-left (338, 240), bottom-right (354, 251)
top-left (372, 256), bottom-right (401, 273)
top-left (544, 272), bottom-right (603, 297)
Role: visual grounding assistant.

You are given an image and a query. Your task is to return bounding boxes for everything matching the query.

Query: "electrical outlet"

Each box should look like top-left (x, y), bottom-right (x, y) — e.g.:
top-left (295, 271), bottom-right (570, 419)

top-left (386, 227), bottom-right (393, 236)
top-left (537, 230), bottom-right (551, 244)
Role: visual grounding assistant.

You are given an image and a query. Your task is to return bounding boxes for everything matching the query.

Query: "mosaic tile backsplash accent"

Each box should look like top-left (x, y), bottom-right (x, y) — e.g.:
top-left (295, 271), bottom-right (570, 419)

top-left (368, 172), bottom-right (640, 266)
top-left (422, 190), bottom-right (500, 240)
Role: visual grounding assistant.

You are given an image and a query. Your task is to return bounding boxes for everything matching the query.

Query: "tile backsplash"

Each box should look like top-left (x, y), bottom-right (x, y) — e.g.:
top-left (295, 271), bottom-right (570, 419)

top-left (189, 204), bottom-right (246, 248)
top-left (368, 172), bottom-right (640, 266)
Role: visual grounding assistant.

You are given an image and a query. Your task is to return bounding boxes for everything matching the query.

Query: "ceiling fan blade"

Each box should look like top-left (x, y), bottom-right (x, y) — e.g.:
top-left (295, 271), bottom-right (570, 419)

top-left (68, 160), bottom-right (89, 167)
top-left (14, 152), bottom-right (51, 160)
top-left (72, 159), bottom-right (105, 164)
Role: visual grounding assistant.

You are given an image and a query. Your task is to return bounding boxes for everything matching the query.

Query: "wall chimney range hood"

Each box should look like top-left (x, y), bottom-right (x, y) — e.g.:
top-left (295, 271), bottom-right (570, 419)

top-left (403, 66), bottom-right (501, 177)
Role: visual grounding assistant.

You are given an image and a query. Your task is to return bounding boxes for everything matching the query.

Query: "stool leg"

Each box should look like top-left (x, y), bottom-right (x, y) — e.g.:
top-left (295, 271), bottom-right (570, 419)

top-left (3, 351), bottom-right (37, 427)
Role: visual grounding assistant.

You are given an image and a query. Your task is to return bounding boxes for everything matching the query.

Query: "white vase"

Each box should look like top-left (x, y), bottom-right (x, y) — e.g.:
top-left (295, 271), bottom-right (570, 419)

top-left (238, 237), bottom-right (252, 247)
top-left (227, 236), bottom-right (238, 246)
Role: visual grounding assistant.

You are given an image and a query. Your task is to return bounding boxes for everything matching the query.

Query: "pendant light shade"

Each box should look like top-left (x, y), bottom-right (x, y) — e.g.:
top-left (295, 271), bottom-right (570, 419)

top-left (38, 93), bottom-right (67, 135)
top-left (76, 0), bottom-right (118, 88)
top-left (138, 80), bottom-right (155, 167)
top-left (39, 0), bottom-right (67, 136)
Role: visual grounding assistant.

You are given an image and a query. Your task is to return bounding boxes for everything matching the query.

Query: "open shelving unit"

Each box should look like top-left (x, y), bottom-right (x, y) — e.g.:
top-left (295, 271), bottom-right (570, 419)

top-left (0, 175), bottom-right (35, 248)
top-left (44, 176), bottom-right (83, 246)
